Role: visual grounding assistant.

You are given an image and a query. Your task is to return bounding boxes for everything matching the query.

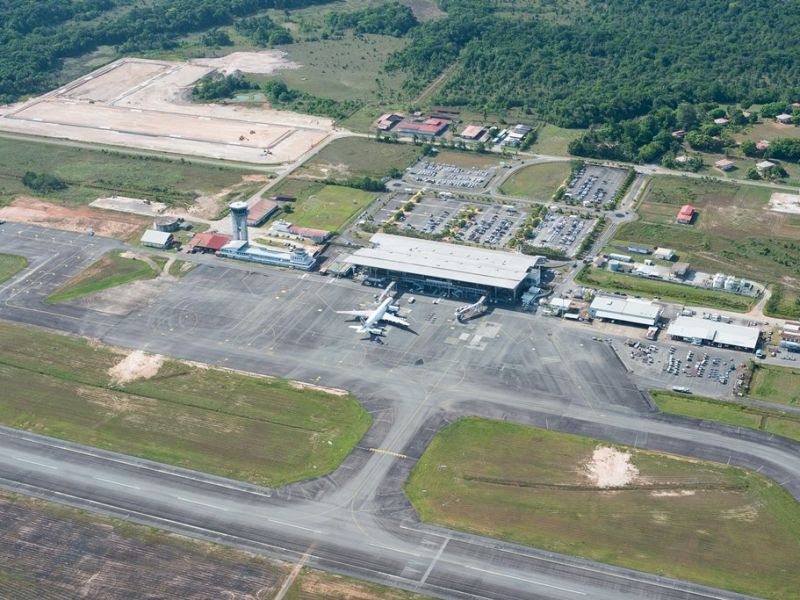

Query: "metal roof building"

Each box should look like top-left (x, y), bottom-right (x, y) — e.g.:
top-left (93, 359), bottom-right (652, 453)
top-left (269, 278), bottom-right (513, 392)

top-left (589, 296), bottom-right (662, 327)
top-left (344, 233), bottom-right (543, 302)
top-left (140, 229), bottom-right (173, 248)
top-left (666, 316), bottom-right (760, 351)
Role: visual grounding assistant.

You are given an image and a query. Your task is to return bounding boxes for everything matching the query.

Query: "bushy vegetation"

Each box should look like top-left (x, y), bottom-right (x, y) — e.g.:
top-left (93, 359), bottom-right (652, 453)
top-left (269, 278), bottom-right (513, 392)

top-left (0, 0), bottom-right (330, 102)
top-left (235, 14), bottom-right (293, 46)
top-left (21, 171), bottom-right (67, 193)
top-left (192, 72), bottom-right (255, 101)
top-left (742, 137), bottom-right (800, 161)
top-left (326, 2), bottom-right (419, 37)
top-left (261, 80), bottom-right (361, 120)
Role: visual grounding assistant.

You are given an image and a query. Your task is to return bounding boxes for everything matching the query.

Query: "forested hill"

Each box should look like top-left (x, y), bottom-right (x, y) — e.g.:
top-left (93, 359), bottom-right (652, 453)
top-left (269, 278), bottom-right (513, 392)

top-left (388, 0), bottom-right (800, 127)
top-left (0, 0), bottom-right (330, 103)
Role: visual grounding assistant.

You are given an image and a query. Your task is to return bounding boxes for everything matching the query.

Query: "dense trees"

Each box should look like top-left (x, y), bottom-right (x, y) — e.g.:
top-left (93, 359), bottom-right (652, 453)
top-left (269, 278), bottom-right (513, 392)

top-left (325, 2), bottom-right (418, 37)
top-left (192, 72), bottom-right (255, 101)
top-left (235, 15), bottom-right (293, 46)
top-left (22, 171), bottom-right (67, 193)
top-left (388, 1), bottom-right (800, 128)
top-left (0, 0), bottom-right (330, 102)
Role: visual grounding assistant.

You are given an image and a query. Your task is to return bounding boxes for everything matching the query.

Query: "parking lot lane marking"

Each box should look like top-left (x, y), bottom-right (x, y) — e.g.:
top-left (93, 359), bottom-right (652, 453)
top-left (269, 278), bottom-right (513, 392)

top-left (176, 496), bottom-right (229, 511)
top-left (94, 477), bottom-right (140, 490)
top-left (13, 456), bottom-right (58, 470)
top-left (463, 565), bottom-right (587, 596)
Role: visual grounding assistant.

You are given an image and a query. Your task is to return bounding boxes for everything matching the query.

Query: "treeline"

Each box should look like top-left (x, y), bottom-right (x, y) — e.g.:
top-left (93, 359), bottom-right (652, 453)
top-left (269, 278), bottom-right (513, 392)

top-left (0, 0), bottom-right (330, 102)
top-left (743, 138), bottom-right (800, 161)
top-left (387, 1), bottom-right (800, 128)
top-left (235, 15), bottom-right (292, 46)
top-left (325, 2), bottom-right (418, 37)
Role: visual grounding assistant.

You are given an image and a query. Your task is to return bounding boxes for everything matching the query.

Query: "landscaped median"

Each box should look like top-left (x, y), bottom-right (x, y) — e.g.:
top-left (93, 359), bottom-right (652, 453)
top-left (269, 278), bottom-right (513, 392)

top-left (576, 266), bottom-right (756, 312)
top-left (45, 249), bottom-right (161, 304)
top-left (651, 390), bottom-right (800, 442)
top-left (0, 253), bottom-right (27, 284)
top-left (0, 322), bottom-right (371, 487)
top-left (405, 417), bottom-right (800, 600)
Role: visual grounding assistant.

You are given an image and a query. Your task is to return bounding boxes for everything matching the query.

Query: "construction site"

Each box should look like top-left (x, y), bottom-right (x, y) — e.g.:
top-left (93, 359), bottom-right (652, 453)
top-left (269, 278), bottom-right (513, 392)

top-left (0, 56), bottom-right (336, 165)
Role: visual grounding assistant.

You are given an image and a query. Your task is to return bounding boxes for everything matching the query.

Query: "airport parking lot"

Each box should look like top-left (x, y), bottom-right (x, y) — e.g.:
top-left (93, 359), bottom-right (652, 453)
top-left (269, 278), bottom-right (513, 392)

top-left (372, 193), bottom-right (528, 247)
top-left (529, 213), bottom-right (595, 256)
top-left (564, 165), bottom-right (628, 207)
top-left (405, 160), bottom-right (495, 189)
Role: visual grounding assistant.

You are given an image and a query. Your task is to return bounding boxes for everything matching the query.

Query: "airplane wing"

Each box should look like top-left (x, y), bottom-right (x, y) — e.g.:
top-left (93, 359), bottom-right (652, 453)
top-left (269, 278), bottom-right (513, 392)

top-left (336, 310), bottom-right (372, 318)
top-left (381, 313), bottom-right (410, 327)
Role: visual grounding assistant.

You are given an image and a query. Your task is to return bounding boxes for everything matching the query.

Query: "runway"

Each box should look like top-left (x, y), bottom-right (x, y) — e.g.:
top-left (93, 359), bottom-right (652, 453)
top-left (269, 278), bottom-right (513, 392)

top-left (0, 222), bottom-right (796, 599)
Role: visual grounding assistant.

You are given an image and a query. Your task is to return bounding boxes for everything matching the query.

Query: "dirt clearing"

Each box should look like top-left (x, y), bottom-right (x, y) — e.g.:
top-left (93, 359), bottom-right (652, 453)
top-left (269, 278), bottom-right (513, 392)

top-left (108, 350), bottom-right (164, 385)
top-left (189, 50), bottom-right (300, 75)
top-left (584, 446), bottom-right (639, 488)
top-left (768, 192), bottom-right (800, 214)
top-left (0, 197), bottom-right (149, 239)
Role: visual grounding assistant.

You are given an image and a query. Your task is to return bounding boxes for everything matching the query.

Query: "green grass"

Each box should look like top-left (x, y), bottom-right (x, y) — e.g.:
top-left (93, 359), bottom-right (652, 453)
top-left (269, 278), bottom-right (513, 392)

top-left (45, 250), bottom-right (159, 304)
top-left (576, 267), bottom-right (755, 312)
top-left (0, 321), bottom-right (371, 487)
top-left (271, 179), bottom-right (378, 231)
top-left (615, 176), bottom-right (800, 302)
top-left (750, 364), bottom-right (800, 407)
top-left (167, 259), bottom-right (193, 278)
top-left (530, 124), bottom-right (585, 156)
top-left (286, 568), bottom-right (434, 600)
top-left (294, 137), bottom-right (421, 179)
top-left (406, 417), bottom-right (800, 600)
top-left (498, 161), bottom-right (571, 199)
top-left (431, 149), bottom-right (504, 169)
top-left (250, 33), bottom-right (410, 104)
top-left (0, 135), bottom-right (260, 207)
top-left (0, 253), bottom-right (28, 284)
top-left (651, 390), bottom-right (800, 442)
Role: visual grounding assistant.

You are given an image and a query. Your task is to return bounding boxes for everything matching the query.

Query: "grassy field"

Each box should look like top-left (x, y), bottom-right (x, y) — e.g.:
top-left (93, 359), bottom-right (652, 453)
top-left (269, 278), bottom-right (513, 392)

top-left (294, 137), bottom-right (421, 179)
top-left (750, 364), bottom-right (800, 407)
top-left (0, 136), bottom-right (258, 207)
top-left (45, 250), bottom-right (159, 304)
top-left (615, 177), bottom-right (800, 307)
top-left (651, 390), bottom-right (800, 442)
top-left (270, 179), bottom-right (378, 231)
top-left (0, 253), bottom-right (27, 284)
top-left (736, 120), bottom-right (800, 143)
top-left (406, 417), bottom-right (800, 600)
top-left (0, 321), bottom-right (370, 486)
top-left (2, 489), bottom-right (433, 600)
top-left (530, 124), bottom-right (585, 156)
top-left (498, 161), bottom-right (571, 199)
top-left (250, 34), bottom-right (409, 104)
top-left (576, 267), bottom-right (755, 312)
top-left (287, 569), bottom-right (434, 600)
top-left (431, 149), bottom-right (505, 169)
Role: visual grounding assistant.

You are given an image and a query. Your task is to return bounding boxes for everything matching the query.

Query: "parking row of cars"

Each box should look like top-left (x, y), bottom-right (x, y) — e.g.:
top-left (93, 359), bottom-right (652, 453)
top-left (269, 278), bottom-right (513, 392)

top-left (406, 162), bottom-right (493, 189)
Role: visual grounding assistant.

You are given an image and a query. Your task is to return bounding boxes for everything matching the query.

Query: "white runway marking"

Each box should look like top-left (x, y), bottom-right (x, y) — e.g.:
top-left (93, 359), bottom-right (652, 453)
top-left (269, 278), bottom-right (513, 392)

top-left (464, 565), bottom-right (587, 596)
top-left (94, 477), bottom-right (140, 490)
top-left (177, 496), bottom-right (229, 511)
top-left (13, 456), bottom-right (57, 470)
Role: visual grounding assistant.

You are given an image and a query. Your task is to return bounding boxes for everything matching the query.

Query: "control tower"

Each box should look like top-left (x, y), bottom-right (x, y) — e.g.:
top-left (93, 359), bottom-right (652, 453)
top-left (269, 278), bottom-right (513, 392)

top-left (230, 201), bottom-right (249, 242)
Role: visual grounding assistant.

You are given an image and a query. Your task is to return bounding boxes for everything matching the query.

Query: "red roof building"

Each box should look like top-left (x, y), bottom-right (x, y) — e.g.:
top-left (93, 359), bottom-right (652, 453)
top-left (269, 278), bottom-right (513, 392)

top-left (288, 225), bottom-right (331, 243)
top-left (395, 117), bottom-right (449, 137)
top-left (676, 204), bottom-right (696, 224)
top-left (247, 198), bottom-right (280, 226)
top-left (188, 232), bottom-right (232, 253)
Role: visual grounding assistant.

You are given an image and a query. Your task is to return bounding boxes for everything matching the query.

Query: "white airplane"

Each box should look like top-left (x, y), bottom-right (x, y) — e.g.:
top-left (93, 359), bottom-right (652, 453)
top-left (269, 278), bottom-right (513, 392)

top-left (376, 281), bottom-right (396, 304)
top-left (455, 296), bottom-right (487, 322)
top-left (337, 297), bottom-right (409, 335)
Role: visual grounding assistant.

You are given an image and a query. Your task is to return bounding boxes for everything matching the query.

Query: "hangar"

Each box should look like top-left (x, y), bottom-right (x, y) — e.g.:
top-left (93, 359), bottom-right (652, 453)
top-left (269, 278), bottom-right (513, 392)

top-left (667, 316), bottom-right (760, 352)
top-left (344, 233), bottom-right (544, 303)
top-left (589, 296), bottom-right (662, 327)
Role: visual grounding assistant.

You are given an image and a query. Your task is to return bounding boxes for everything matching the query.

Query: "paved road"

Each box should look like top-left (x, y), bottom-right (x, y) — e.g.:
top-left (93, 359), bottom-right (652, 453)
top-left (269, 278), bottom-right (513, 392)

top-left (1, 223), bottom-right (798, 600)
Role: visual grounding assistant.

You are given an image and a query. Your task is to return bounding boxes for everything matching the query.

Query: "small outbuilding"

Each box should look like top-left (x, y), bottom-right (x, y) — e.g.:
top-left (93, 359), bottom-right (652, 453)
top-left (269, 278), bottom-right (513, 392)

top-left (776, 113), bottom-right (793, 125)
top-left (141, 229), bottom-right (173, 249)
top-left (654, 247), bottom-right (676, 261)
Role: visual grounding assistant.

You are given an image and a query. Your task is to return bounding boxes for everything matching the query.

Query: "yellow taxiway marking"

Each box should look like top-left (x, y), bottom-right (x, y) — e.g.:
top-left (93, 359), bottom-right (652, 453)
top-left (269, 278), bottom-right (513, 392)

top-left (369, 447), bottom-right (407, 459)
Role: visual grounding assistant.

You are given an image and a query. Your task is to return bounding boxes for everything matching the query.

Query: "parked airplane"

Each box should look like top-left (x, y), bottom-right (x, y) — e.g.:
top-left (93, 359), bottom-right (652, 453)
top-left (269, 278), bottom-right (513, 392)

top-left (455, 296), bottom-right (487, 322)
top-left (376, 281), bottom-right (396, 305)
top-left (337, 297), bottom-right (409, 335)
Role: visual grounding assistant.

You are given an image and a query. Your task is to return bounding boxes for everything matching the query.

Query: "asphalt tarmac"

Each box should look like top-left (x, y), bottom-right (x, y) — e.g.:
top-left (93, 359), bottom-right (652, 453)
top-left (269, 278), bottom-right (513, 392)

top-left (0, 223), bottom-right (796, 599)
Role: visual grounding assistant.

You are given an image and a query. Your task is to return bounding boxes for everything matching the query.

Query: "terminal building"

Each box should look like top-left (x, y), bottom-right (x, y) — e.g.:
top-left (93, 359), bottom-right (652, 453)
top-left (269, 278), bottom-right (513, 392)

top-left (589, 296), bottom-right (662, 327)
top-left (217, 203), bottom-right (315, 271)
top-left (666, 316), bottom-right (760, 352)
top-left (344, 233), bottom-right (544, 303)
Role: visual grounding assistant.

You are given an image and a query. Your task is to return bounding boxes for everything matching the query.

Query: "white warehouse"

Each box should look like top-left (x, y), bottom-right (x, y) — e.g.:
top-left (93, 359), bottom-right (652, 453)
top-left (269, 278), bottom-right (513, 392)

top-left (589, 296), bottom-right (663, 327)
top-left (666, 316), bottom-right (760, 352)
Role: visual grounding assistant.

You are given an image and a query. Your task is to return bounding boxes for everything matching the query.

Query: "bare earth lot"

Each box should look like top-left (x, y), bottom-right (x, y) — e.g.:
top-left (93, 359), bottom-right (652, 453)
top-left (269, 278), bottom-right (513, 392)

top-left (0, 56), bottom-right (336, 164)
